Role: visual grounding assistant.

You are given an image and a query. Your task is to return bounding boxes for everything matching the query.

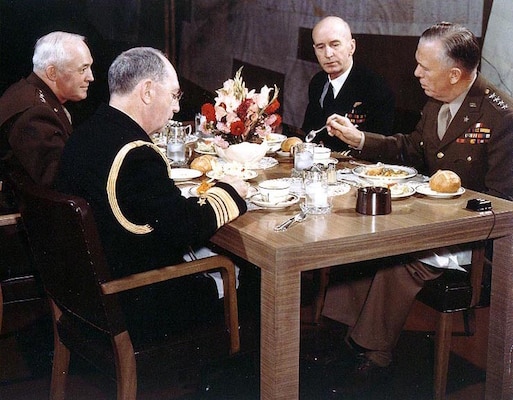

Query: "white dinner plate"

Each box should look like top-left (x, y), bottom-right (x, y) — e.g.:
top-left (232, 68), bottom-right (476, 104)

top-left (328, 182), bottom-right (351, 197)
top-left (188, 184), bottom-right (258, 199)
top-left (194, 148), bottom-right (217, 155)
top-left (415, 184), bottom-right (465, 198)
top-left (389, 183), bottom-right (416, 199)
top-left (266, 133), bottom-right (287, 144)
top-left (314, 157), bottom-right (339, 166)
top-left (276, 150), bottom-right (291, 158)
top-left (249, 193), bottom-right (300, 209)
top-left (353, 164), bottom-right (417, 183)
top-left (170, 168), bottom-right (203, 182)
top-left (206, 169), bottom-right (258, 181)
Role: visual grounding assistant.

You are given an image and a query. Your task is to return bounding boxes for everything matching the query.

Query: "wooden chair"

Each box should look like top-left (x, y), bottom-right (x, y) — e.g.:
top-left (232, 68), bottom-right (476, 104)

top-left (9, 169), bottom-right (240, 400)
top-left (0, 179), bottom-right (48, 335)
top-left (416, 242), bottom-right (490, 400)
top-left (313, 242), bottom-right (490, 400)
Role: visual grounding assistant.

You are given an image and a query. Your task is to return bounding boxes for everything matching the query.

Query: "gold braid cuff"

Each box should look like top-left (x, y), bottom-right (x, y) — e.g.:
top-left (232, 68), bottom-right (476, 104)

top-left (205, 187), bottom-right (241, 228)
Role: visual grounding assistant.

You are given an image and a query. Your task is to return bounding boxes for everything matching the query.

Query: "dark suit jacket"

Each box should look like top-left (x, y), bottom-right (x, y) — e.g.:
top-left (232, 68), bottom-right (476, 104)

top-left (56, 104), bottom-right (247, 279)
top-left (0, 73), bottom-right (72, 186)
top-left (302, 64), bottom-right (395, 151)
top-left (360, 75), bottom-right (513, 200)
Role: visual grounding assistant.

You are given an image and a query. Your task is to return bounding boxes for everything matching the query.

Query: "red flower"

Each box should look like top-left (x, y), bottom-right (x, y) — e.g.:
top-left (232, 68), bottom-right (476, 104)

top-left (230, 120), bottom-right (245, 136)
top-left (270, 114), bottom-right (282, 128)
top-left (201, 103), bottom-right (216, 122)
top-left (236, 99), bottom-right (253, 120)
top-left (265, 99), bottom-right (280, 114)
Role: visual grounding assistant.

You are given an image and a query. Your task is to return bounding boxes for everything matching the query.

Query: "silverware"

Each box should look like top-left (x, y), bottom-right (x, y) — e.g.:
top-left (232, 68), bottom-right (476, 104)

top-left (274, 211), bottom-right (307, 231)
top-left (305, 125), bottom-right (326, 143)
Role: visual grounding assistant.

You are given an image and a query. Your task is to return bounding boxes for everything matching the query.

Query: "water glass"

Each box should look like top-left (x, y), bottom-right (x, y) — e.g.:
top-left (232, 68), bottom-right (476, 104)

top-left (166, 125), bottom-right (192, 166)
top-left (293, 143), bottom-right (315, 171)
top-left (302, 169), bottom-right (332, 214)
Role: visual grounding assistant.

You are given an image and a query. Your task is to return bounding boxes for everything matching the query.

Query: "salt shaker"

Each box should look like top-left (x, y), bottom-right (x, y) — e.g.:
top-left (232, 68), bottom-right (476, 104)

top-left (327, 163), bottom-right (337, 185)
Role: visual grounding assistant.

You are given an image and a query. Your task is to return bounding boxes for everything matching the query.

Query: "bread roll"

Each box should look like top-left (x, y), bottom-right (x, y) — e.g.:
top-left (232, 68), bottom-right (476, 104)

top-left (281, 137), bottom-right (302, 152)
top-left (429, 170), bottom-right (461, 193)
top-left (190, 155), bottom-right (215, 173)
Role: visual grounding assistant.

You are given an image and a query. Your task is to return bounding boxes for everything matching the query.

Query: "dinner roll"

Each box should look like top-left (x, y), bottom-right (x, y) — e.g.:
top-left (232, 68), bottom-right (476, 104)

top-left (190, 155), bottom-right (215, 173)
top-left (281, 137), bottom-right (302, 152)
top-left (429, 170), bottom-right (461, 193)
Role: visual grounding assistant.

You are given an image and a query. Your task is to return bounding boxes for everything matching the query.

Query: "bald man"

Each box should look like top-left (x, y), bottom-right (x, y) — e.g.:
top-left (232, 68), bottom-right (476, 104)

top-left (302, 16), bottom-right (395, 152)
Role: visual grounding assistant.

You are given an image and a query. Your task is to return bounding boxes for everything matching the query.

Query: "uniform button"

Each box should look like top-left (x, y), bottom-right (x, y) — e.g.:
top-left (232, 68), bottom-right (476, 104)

top-left (467, 156), bottom-right (472, 162)
top-left (437, 152), bottom-right (444, 159)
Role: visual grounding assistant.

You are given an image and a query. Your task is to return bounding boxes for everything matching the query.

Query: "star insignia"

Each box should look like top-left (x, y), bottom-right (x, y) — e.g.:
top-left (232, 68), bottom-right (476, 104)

top-left (464, 116), bottom-right (469, 123)
top-left (197, 197), bottom-right (207, 206)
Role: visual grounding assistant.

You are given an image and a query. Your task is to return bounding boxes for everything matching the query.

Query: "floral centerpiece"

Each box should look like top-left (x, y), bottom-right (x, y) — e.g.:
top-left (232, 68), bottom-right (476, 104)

top-left (199, 67), bottom-right (282, 151)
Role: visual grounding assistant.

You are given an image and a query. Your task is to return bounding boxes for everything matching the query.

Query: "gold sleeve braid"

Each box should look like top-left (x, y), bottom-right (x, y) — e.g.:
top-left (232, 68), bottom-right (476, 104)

top-left (205, 186), bottom-right (241, 228)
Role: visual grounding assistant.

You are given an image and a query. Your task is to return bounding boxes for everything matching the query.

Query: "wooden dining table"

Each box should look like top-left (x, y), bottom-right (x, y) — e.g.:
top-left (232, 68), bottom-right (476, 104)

top-left (208, 155), bottom-right (513, 400)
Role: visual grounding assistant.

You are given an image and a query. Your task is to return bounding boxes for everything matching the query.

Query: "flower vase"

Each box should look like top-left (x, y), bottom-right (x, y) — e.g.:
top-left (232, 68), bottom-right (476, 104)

top-left (215, 141), bottom-right (268, 167)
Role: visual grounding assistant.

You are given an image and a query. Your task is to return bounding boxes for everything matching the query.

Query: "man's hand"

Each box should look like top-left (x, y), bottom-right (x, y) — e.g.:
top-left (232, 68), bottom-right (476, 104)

top-left (219, 175), bottom-right (249, 198)
top-left (326, 113), bottom-right (363, 148)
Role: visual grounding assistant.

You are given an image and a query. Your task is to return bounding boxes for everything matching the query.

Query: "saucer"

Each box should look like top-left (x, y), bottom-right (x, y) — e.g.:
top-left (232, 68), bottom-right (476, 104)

top-left (249, 193), bottom-right (299, 209)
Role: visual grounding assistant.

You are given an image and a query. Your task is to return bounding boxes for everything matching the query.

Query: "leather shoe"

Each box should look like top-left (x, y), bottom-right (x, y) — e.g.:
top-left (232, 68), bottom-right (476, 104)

top-left (328, 354), bottom-right (391, 397)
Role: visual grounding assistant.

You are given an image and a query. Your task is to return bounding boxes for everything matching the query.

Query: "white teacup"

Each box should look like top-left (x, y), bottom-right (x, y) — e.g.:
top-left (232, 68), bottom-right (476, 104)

top-left (313, 146), bottom-right (331, 162)
top-left (258, 179), bottom-right (291, 204)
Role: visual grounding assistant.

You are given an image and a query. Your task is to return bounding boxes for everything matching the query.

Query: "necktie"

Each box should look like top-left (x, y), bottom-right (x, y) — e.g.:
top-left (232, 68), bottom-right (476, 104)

top-left (437, 104), bottom-right (451, 140)
top-left (323, 83), bottom-right (335, 112)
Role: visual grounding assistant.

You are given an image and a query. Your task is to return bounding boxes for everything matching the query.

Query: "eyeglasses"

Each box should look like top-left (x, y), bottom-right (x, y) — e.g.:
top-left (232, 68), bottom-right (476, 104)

top-left (171, 89), bottom-right (183, 102)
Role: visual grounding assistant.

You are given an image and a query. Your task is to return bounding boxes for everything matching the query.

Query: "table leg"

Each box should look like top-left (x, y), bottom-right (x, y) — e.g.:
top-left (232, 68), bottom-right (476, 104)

top-left (260, 268), bottom-right (301, 400)
top-left (486, 234), bottom-right (513, 399)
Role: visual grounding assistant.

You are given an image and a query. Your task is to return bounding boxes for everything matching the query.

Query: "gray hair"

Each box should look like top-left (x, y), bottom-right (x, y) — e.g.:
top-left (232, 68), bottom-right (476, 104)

top-left (419, 22), bottom-right (480, 72)
top-left (108, 47), bottom-right (170, 96)
top-left (32, 31), bottom-right (87, 71)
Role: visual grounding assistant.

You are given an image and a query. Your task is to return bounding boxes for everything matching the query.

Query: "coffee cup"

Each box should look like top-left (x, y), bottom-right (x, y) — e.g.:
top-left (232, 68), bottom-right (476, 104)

top-left (258, 179), bottom-right (291, 204)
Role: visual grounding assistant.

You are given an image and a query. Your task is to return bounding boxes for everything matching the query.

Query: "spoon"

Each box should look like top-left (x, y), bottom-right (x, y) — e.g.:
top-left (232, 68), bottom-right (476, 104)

top-left (274, 210), bottom-right (307, 231)
top-left (305, 125), bottom-right (327, 143)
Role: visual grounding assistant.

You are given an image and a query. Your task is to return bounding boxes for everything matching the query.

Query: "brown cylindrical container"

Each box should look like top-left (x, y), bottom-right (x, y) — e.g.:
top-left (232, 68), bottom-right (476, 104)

top-left (356, 186), bottom-right (392, 215)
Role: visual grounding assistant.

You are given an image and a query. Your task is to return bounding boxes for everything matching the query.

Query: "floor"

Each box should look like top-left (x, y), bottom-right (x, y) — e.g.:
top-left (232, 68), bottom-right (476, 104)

top-left (0, 284), bottom-right (488, 400)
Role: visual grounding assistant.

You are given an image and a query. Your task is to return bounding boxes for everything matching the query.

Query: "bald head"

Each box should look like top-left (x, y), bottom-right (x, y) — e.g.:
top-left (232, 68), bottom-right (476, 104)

top-left (312, 16), bottom-right (356, 79)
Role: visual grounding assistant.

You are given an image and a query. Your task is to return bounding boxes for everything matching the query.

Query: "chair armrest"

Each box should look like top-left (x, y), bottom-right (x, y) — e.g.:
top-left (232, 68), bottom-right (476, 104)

top-left (100, 255), bottom-right (235, 295)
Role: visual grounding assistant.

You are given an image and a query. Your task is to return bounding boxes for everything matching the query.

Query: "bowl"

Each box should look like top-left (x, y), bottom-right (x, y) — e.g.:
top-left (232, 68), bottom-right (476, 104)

top-left (313, 146), bottom-right (331, 162)
top-left (215, 141), bottom-right (268, 165)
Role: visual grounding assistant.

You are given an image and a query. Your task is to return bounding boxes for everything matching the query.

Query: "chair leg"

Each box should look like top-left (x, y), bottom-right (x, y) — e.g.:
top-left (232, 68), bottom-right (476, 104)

top-left (220, 261), bottom-right (240, 354)
top-left (0, 283), bottom-right (3, 334)
top-left (312, 268), bottom-right (330, 324)
top-left (50, 330), bottom-right (70, 400)
top-left (434, 312), bottom-right (453, 400)
top-left (462, 309), bottom-right (476, 336)
top-left (112, 331), bottom-right (137, 400)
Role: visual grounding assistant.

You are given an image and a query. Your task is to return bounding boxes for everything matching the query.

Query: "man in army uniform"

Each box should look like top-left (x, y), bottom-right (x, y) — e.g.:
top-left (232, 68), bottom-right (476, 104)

top-left (0, 31), bottom-right (94, 186)
top-left (322, 22), bottom-right (513, 394)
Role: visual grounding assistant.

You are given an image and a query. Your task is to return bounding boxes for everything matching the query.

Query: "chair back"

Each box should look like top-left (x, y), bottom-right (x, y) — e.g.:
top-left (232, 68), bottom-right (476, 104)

top-left (8, 169), bottom-right (125, 337)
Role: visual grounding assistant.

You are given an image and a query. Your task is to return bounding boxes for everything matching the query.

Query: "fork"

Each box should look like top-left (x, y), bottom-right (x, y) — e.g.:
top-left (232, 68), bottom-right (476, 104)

top-left (274, 210), bottom-right (307, 231)
top-left (305, 125), bottom-right (327, 143)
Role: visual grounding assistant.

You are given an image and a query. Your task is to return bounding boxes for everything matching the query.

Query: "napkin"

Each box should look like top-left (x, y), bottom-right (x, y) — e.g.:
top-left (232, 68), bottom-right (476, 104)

top-left (417, 245), bottom-right (472, 272)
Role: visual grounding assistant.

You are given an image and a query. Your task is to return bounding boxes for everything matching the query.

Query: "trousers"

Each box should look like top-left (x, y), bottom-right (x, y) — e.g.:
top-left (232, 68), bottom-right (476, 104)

top-left (322, 259), bottom-right (442, 366)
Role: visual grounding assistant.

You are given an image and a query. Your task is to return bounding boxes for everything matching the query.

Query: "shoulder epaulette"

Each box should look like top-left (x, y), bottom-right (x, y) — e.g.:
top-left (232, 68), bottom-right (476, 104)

top-left (485, 88), bottom-right (509, 110)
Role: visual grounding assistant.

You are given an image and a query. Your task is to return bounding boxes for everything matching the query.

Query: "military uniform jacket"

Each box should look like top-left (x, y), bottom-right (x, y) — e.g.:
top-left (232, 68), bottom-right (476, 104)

top-left (302, 64), bottom-right (395, 151)
top-left (0, 73), bottom-right (72, 186)
top-left (56, 104), bottom-right (247, 279)
top-left (360, 75), bottom-right (513, 200)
